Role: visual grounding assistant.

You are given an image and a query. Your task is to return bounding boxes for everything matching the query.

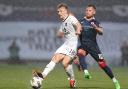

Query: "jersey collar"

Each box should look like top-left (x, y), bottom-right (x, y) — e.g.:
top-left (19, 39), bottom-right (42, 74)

top-left (63, 14), bottom-right (69, 22)
top-left (84, 16), bottom-right (95, 21)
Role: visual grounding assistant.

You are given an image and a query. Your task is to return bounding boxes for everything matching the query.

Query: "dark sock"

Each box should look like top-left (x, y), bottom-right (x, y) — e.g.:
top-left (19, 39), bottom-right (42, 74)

top-left (102, 66), bottom-right (114, 79)
top-left (79, 56), bottom-right (87, 70)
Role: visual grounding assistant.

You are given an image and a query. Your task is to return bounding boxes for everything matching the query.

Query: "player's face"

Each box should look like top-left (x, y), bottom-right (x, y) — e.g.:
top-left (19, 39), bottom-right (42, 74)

top-left (57, 7), bottom-right (68, 20)
top-left (85, 7), bottom-right (96, 18)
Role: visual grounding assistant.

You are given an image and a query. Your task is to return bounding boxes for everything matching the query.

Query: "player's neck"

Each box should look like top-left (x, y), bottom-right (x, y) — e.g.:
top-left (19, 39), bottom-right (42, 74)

top-left (84, 16), bottom-right (95, 21)
top-left (63, 14), bottom-right (69, 22)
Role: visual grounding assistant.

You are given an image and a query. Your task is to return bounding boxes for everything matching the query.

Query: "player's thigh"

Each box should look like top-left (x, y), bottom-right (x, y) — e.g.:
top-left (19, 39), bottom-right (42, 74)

top-left (87, 45), bottom-right (103, 61)
top-left (52, 53), bottom-right (65, 63)
top-left (62, 56), bottom-right (72, 68)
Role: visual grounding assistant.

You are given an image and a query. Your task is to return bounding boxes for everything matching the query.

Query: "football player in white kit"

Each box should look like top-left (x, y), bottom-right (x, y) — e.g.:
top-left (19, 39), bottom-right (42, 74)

top-left (30, 3), bottom-right (82, 89)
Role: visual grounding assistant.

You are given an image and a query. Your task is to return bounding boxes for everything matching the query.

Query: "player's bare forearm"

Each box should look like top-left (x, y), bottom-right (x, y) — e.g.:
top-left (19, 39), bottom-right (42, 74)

top-left (75, 22), bottom-right (82, 35)
top-left (95, 27), bottom-right (103, 35)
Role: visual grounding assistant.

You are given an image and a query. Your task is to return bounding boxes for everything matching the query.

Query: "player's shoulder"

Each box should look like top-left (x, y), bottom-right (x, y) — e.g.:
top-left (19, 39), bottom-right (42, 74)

top-left (68, 15), bottom-right (77, 19)
top-left (66, 15), bottom-right (77, 22)
top-left (92, 19), bottom-right (100, 24)
top-left (67, 15), bottom-right (79, 24)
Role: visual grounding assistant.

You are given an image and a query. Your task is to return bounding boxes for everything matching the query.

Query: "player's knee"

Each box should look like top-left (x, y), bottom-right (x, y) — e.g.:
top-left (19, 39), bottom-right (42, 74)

top-left (77, 49), bottom-right (86, 57)
top-left (63, 63), bottom-right (68, 69)
top-left (52, 54), bottom-right (63, 63)
top-left (62, 61), bottom-right (69, 68)
top-left (98, 59), bottom-right (107, 68)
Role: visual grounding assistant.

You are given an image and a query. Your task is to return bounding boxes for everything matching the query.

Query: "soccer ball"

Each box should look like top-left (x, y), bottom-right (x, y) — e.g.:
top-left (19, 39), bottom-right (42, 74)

top-left (30, 76), bottom-right (43, 89)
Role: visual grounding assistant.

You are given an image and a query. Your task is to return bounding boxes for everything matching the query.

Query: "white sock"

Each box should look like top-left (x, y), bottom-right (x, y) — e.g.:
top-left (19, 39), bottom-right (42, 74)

top-left (84, 69), bottom-right (89, 74)
top-left (112, 77), bottom-right (117, 83)
top-left (65, 64), bottom-right (75, 80)
top-left (42, 61), bottom-right (56, 78)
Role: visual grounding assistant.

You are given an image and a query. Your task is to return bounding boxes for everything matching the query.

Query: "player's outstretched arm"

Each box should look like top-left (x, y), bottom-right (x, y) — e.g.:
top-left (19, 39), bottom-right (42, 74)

top-left (95, 27), bottom-right (103, 35)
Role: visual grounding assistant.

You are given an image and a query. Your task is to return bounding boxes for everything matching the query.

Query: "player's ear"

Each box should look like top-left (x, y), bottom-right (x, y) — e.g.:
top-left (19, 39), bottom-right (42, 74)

top-left (93, 10), bottom-right (96, 15)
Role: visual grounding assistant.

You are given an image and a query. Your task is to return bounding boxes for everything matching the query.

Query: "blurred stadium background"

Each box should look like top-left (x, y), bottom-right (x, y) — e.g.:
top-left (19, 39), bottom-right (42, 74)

top-left (0, 0), bottom-right (128, 65)
top-left (0, 0), bottom-right (128, 89)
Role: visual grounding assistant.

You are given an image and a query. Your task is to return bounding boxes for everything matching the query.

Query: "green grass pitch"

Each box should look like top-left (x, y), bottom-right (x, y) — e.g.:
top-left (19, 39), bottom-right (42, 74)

top-left (0, 63), bottom-right (127, 89)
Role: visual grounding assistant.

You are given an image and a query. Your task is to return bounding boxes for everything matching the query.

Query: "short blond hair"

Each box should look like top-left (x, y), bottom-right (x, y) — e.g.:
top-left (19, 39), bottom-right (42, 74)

top-left (87, 4), bottom-right (96, 10)
top-left (57, 3), bottom-right (68, 10)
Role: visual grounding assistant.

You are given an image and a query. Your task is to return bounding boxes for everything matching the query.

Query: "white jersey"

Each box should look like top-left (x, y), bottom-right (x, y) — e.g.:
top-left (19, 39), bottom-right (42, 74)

top-left (55, 15), bottom-right (79, 58)
top-left (59, 15), bottom-right (79, 41)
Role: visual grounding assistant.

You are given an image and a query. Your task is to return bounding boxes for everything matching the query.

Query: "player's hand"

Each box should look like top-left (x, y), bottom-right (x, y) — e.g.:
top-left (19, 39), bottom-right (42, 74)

top-left (75, 31), bottom-right (81, 35)
top-left (57, 32), bottom-right (64, 38)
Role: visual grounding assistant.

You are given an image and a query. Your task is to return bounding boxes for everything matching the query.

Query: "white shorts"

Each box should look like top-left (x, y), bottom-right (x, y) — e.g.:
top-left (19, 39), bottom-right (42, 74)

top-left (55, 40), bottom-right (78, 58)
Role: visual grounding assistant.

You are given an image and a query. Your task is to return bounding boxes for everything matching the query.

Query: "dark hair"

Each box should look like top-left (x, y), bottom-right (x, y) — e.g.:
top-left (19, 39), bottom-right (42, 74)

top-left (57, 3), bottom-right (68, 9)
top-left (87, 4), bottom-right (96, 10)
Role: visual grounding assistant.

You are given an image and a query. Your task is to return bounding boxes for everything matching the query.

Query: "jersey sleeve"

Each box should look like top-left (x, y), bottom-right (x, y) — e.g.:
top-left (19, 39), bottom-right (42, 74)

top-left (95, 20), bottom-right (102, 28)
top-left (99, 23), bottom-right (102, 28)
